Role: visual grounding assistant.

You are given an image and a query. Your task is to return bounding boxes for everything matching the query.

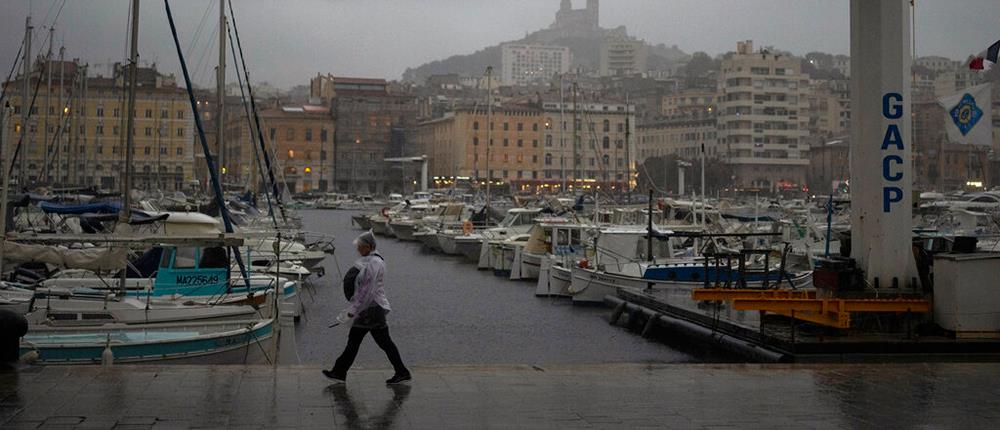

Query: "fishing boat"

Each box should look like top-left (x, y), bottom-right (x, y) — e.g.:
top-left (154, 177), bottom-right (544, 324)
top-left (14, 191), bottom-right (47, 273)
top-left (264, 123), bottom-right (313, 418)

top-left (568, 228), bottom-right (811, 304)
top-left (477, 208), bottom-right (543, 269)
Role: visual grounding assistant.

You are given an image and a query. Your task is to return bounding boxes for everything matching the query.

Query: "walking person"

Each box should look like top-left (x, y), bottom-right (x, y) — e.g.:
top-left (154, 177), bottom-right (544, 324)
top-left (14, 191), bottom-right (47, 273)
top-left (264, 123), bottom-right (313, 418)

top-left (324, 230), bottom-right (411, 385)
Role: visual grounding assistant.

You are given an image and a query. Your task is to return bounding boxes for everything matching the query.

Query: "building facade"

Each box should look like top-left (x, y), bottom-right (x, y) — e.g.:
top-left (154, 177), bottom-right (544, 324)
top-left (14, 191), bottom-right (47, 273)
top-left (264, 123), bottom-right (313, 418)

top-left (316, 77), bottom-right (418, 195)
top-left (717, 40), bottom-right (811, 192)
top-left (3, 60), bottom-right (195, 192)
top-left (224, 105), bottom-right (336, 194)
top-left (539, 100), bottom-right (636, 191)
top-left (599, 37), bottom-right (648, 77)
top-left (501, 44), bottom-right (572, 87)
top-left (414, 104), bottom-right (546, 191)
top-left (636, 116), bottom-right (718, 163)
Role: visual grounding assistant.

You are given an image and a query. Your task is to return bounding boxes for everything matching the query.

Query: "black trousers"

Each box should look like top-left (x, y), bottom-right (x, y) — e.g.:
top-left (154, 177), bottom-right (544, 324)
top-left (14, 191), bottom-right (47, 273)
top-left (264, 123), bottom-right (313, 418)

top-left (333, 326), bottom-right (409, 375)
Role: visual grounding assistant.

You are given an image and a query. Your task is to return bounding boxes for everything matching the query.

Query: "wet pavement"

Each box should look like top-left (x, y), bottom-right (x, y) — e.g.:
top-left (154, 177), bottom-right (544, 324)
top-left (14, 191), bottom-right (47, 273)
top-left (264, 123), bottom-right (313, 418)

top-left (3, 363), bottom-right (1000, 429)
top-left (295, 209), bottom-right (708, 366)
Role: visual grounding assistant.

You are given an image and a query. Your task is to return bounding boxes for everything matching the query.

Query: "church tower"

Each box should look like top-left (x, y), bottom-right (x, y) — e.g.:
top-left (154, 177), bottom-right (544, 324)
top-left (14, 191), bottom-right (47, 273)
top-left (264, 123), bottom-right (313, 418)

top-left (561, 0), bottom-right (572, 12)
top-left (586, 0), bottom-right (599, 29)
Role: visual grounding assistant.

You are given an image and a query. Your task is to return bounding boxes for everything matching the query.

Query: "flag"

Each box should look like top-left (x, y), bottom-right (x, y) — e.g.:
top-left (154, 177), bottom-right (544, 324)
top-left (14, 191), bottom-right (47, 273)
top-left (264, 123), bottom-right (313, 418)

top-left (969, 57), bottom-right (985, 70)
top-left (988, 40), bottom-right (1000, 63)
top-left (937, 83), bottom-right (992, 146)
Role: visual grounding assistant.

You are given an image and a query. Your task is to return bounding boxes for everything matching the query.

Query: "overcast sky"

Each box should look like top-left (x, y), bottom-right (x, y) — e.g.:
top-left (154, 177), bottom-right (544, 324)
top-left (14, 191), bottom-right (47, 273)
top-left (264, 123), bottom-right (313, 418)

top-left (1, 0), bottom-right (995, 89)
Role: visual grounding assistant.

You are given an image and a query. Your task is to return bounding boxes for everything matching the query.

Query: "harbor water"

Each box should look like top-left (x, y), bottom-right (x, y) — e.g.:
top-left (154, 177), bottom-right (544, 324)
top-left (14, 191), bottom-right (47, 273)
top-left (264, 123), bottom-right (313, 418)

top-left (294, 209), bottom-right (714, 366)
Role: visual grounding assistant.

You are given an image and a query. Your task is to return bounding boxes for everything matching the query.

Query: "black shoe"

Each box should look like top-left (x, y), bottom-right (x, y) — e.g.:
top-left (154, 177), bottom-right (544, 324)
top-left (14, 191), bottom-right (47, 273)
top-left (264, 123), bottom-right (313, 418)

top-left (323, 369), bottom-right (346, 384)
top-left (385, 372), bottom-right (411, 385)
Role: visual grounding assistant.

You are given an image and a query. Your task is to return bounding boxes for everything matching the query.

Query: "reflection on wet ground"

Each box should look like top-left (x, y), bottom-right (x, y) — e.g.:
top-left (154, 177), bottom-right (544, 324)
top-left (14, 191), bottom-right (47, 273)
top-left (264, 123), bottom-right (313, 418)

top-left (3, 363), bottom-right (1000, 429)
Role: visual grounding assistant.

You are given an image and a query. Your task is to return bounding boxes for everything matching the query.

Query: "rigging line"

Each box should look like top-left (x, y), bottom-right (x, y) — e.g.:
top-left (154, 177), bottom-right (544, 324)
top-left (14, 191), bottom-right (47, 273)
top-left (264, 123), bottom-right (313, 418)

top-left (0, 36), bottom-right (25, 105)
top-left (184, 0), bottom-right (214, 59)
top-left (38, 76), bottom-right (78, 183)
top-left (164, 0), bottom-right (254, 294)
top-left (7, 57), bottom-right (49, 179)
top-left (228, 0), bottom-right (287, 222)
top-left (189, 23), bottom-right (219, 86)
top-left (227, 23), bottom-right (278, 228)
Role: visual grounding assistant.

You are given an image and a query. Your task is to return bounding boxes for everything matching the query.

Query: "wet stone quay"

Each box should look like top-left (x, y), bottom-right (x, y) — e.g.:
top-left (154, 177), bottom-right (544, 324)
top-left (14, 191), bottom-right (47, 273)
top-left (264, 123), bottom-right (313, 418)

top-left (3, 363), bottom-right (1000, 429)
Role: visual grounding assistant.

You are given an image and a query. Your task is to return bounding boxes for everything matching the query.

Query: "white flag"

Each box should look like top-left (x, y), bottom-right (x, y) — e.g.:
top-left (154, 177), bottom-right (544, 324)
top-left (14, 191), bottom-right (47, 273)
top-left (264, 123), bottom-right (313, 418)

top-left (938, 83), bottom-right (992, 146)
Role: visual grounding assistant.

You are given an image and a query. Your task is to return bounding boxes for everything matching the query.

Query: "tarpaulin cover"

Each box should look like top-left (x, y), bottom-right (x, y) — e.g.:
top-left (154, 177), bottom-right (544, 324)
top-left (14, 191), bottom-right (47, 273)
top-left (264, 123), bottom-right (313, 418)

top-left (39, 201), bottom-right (122, 215)
top-left (2, 242), bottom-right (128, 271)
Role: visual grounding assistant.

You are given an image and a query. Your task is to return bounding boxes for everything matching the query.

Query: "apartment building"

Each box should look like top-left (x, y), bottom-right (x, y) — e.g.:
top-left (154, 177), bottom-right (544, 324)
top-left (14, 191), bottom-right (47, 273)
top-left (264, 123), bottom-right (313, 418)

top-left (501, 44), bottom-right (572, 87)
top-left (717, 40), bottom-right (811, 192)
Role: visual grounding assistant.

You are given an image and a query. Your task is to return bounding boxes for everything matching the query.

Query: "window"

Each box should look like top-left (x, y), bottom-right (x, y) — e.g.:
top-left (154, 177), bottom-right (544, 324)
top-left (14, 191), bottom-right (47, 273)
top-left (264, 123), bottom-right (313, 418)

top-left (517, 123), bottom-right (523, 131)
top-left (144, 109), bottom-right (152, 118)
top-left (473, 121), bottom-right (479, 130)
top-left (97, 107), bottom-right (104, 117)
top-left (161, 109), bottom-right (169, 119)
top-left (503, 122), bottom-right (509, 131)
top-left (174, 248), bottom-right (197, 269)
top-left (144, 127), bottom-right (152, 136)
top-left (269, 128), bottom-right (276, 140)
top-left (113, 108), bottom-right (120, 117)
top-left (532, 155), bottom-right (538, 163)
top-left (176, 128), bottom-right (184, 137)
top-left (603, 120), bottom-right (610, 132)
top-left (113, 126), bottom-right (120, 136)
top-left (473, 137), bottom-right (479, 146)
top-left (503, 138), bottom-right (509, 147)
top-left (144, 147), bottom-right (151, 155)
top-left (533, 123), bottom-right (539, 131)
top-left (97, 145), bottom-right (103, 154)
top-left (96, 125), bottom-right (104, 135)
top-left (517, 139), bottom-right (523, 147)
top-left (320, 129), bottom-right (328, 142)
top-left (602, 137), bottom-right (610, 149)
top-left (160, 147), bottom-right (167, 155)
top-left (305, 128), bottom-right (313, 142)
top-left (286, 128), bottom-right (295, 140)
top-left (532, 140), bottom-right (538, 148)
top-left (504, 154), bottom-right (509, 162)
top-left (177, 110), bottom-right (185, 119)
top-left (545, 154), bottom-right (552, 165)
top-left (545, 135), bottom-right (552, 147)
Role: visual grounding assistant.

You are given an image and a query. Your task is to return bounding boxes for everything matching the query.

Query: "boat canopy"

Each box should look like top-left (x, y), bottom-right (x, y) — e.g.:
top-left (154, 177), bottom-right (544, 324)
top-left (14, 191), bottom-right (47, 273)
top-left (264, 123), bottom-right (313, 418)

top-left (39, 201), bottom-right (121, 215)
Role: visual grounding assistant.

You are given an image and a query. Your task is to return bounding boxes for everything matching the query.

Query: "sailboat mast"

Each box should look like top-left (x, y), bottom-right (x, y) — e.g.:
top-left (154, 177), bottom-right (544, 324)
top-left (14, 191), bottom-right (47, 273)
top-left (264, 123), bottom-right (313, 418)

top-left (19, 17), bottom-right (31, 187)
top-left (57, 45), bottom-right (64, 184)
top-left (115, 0), bottom-right (139, 297)
top-left (485, 66), bottom-right (492, 208)
top-left (120, 0), bottom-right (139, 226)
top-left (559, 75), bottom-right (566, 192)
top-left (216, 0), bottom-right (226, 182)
top-left (43, 27), bottom-right (53, 183)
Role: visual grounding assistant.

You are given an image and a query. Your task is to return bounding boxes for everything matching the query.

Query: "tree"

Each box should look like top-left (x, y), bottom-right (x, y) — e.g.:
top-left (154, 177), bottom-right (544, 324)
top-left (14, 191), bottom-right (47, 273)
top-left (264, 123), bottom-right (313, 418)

top-left (680, 52), bottom-right (720, 78)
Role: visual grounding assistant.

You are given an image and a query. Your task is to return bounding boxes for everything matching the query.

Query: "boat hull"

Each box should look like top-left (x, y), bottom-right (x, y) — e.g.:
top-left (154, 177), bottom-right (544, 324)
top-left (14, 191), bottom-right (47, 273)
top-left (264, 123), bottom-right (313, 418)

top-left (569, 265), bottom-right (813, 304)
top-left (22, 319), bottom-right (276, 365)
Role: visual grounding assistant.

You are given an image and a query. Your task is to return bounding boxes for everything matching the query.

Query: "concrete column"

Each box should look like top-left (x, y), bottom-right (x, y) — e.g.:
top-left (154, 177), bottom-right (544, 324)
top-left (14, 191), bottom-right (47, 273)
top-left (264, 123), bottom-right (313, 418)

top-left (849, 0), bottom-right (917, 287)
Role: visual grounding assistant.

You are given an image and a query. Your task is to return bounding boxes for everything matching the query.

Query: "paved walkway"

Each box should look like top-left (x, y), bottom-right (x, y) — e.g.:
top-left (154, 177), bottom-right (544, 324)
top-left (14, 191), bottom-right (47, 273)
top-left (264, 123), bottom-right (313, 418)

top-left (2, 363), bottom-right (1000, 429)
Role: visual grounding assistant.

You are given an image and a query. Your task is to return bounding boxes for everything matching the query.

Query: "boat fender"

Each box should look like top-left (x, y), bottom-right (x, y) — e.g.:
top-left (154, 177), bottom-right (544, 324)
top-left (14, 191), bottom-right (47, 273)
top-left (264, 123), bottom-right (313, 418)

top-left (101, 346), bottom-right (114, 367)
top-left (380, 207), bottom-right (389, 217)
top-left (578, 259), bottom-right (589, 269)
top-left (101, 334), bottom-right (114, 367)
top-left (462, 220), bottom-right (473, 235)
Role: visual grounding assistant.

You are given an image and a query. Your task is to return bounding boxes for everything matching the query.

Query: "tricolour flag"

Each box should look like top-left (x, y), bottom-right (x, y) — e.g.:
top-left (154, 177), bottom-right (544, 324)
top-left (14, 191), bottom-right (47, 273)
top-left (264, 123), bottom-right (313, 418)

top-left (937, 83), bottom-right (992, 146)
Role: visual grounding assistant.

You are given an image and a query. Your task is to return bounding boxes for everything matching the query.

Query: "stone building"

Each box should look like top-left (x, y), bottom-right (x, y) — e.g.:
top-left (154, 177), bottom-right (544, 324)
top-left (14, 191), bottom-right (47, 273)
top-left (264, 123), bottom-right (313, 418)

top-left (637, 116), bottom-right (719, 163)
top-left (256, 105), bottom-right (334, 194)
top-left (539, 100), bottom-right (636, 191)
top-left (3, 60), bottom-right (195, 192)
top-left (309, 76), bottom-right (418, 195)
top-left (413, 104), bottom-right (546, 191)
